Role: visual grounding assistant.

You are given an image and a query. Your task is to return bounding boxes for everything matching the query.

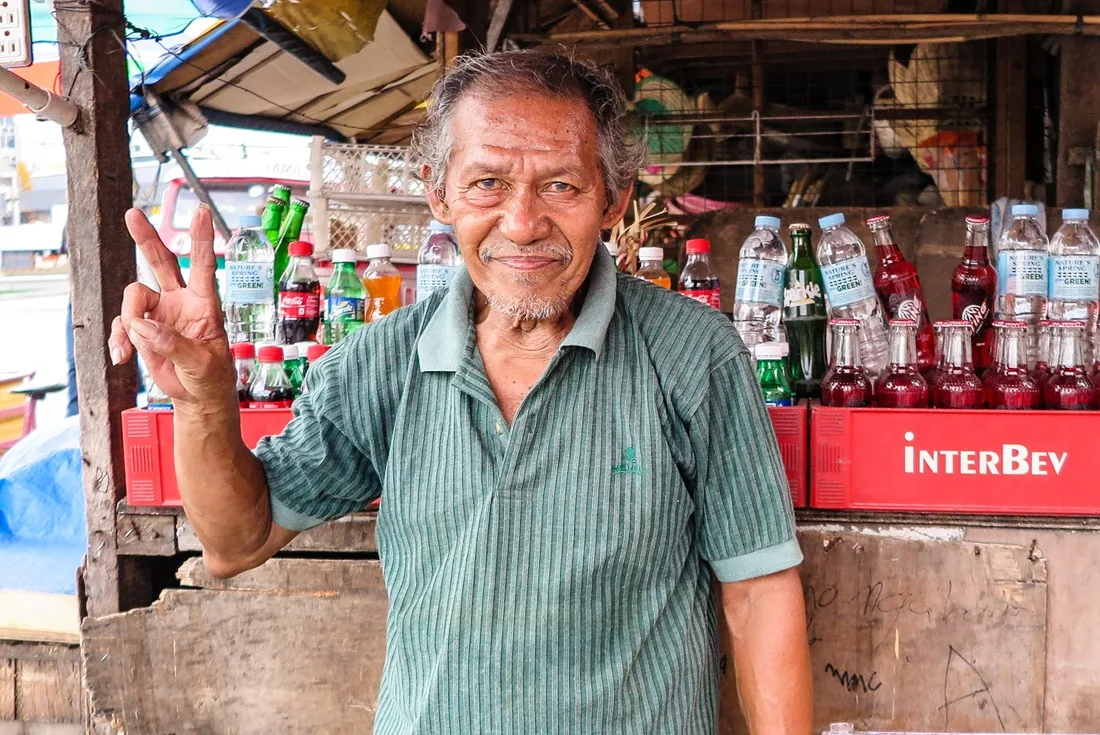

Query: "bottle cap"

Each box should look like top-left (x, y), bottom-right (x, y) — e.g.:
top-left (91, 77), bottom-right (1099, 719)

top-left (943, 320), bottom-right (974, 331)
top-left (429, 220), bottom-right (454, 234)
top-left (238, 214), bottom-right (261, 227)
top-left (1011, 203), bottom-right (1040, 217)
top-left (294, 341), bottom-right (317, 352)
top-left (1051, 320), bottom-right (1086, 329)
top-left (291, 197), bottom-right (310, 208)
top-left (754, 215), bottom-right (781, 231)
top-left (331, 249), bottom-right (358, 264)
top-left (788, 222), bottom-right (811, 232)
top-left (257, 345), bottom-right (285, 363)
top-left (1062, 208), bottom-right (1090, 221)
top-left (754, 342), bottom-right (786, 360)
top-left (777, 341), bottom-right (790, 357)
top-left (289, 240), bottom-right (313, 257)
top-left (603, 240), bottom-right (618, 256)
top-left (366, 243), bottom-right (393, 260)
top-left (638, 247), bottom-right (664, 261)
top-left (282, 345), bottom-right (298, 359)
top-left (993, 320), bottom-right (1028, 329)
top-left (307, 344), bottom-right (332, 362)
top-left (888, 319), bottom-right (918, 327)
top-left (818, 213), bottom-right (846, 229)
top-left (865, 214), bottom-right (890, 228)
top-left (230, 342), bottom-right (255, 359)
top-left (964, 214), bottom-right (990, 226)
top-left (829, 318), bottom-right (861, 327)
top-left (685, 238), bottom-right (711, 254)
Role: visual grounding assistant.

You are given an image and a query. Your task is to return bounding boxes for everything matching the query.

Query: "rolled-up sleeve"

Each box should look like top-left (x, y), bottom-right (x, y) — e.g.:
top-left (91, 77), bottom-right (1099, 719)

top-left (254, 347), bottom-right (381, 531)
top-left (688, 350), bottom-right (802, 583)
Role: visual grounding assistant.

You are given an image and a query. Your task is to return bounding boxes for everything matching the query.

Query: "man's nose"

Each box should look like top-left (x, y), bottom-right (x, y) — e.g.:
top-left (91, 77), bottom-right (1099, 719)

top-left (497, 187), bottom-right (552, 246)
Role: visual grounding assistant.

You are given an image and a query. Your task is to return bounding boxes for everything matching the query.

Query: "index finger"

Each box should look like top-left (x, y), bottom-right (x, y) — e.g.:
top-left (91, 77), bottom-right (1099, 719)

top-left (126, 208), bottom-right (185, 292)
top-left (186, 205), bottom-right (218, 299)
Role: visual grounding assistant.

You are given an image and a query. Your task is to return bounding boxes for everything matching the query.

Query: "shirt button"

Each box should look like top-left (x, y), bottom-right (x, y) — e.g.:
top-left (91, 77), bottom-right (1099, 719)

top-left (494, 421), bottom-right (503, 435)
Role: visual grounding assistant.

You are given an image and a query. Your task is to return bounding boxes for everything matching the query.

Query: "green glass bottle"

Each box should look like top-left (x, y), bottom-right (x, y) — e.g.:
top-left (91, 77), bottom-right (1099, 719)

top-left (783, 223), bottom-right (828, 398)
top-left (754, 343), bottom-right (794, 406)
top-left (261, 195), bottom-right (288, 248)
top-left (273, 198), bottom-right (309, 295)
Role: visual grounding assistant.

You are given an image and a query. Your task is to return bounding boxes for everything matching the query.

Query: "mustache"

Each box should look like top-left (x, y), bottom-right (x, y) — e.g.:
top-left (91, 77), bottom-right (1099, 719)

top-left (479, 241), bottom-right (573, 264)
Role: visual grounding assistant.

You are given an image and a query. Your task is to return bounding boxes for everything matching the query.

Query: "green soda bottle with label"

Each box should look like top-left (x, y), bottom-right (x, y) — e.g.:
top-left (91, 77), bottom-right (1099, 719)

top-left (323, 249), bottom-right (366, 344)
top-left (261, 185), bottom-right (291, 246)
top-left (783, 223), bottom-right (828, 397)
top-left (754, 342), bottom-right (794, 406)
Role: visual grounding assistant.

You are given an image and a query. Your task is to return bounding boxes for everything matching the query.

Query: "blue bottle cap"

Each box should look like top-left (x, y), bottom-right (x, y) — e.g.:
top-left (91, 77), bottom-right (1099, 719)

top-left (754, 215), bottom-right (781, 231)
top-left (818, 213), bottom-right (845, 229)
top-left (1011, 203), bottom-right (1040, 217)
top-left (238, 214), bottom-right (261, 227)
top-left (1062, 208), bottom-right (1090, 221)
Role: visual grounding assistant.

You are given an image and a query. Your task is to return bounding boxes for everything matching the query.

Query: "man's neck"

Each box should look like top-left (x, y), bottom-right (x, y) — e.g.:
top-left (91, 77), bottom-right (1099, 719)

top-left (473, 293), bottom-right (580, 360)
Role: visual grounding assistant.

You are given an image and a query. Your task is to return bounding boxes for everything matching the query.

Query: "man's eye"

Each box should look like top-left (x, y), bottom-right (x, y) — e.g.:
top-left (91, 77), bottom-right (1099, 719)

top-left (548, 181), bottom-right (575, 193)
top-left (475, 179), bottom-right (499, 190)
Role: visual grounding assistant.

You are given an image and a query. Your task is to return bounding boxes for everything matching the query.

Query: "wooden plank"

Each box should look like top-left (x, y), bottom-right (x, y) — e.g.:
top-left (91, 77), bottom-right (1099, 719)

top-left (177, 557), bottom-right (384, 593)
top-left (0, 725), bottom-right (84, 735)
top-left (115, 513), bottom-right (177, 557)
top-left (0, 644), bottom-right (79, 665)
top-left (0, 659), bottom-right (14, 720)
top-left (990, 35), bottom-right (1027, 201)
top-left (83, 576), bottom-right (388, 734)
top-left (177, 511), bottom-right (378, 554)
top-left (0, 593), bottom-right (80, 645)
top-left (1057, 37), bottom-right (1100, 208)
top-left (14, 660), bottom-right (81, 723)
top-left (57, 0), bottom-right (139, 619)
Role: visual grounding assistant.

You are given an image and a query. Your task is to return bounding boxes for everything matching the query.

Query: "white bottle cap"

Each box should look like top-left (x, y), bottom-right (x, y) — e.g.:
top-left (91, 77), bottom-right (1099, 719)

top-left (294, 341), bottom-right (317, 353)
top-left (754, 343), bottom-right (786, 360)
top-left (639, 247), bottom-right (664, 261)
top-left (281, 345), bottom-right (298, 359)
top-left (603, 240), bottom-right (618, 256)
top-left (366, 243), bottom-right (393, 260)
top-left (331, 249), bottom-right (358, 263)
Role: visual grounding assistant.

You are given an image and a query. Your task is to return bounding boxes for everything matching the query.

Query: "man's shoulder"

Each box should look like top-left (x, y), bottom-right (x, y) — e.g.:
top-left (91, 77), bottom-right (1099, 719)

top-left (328, 294), bottom-right (443, 376)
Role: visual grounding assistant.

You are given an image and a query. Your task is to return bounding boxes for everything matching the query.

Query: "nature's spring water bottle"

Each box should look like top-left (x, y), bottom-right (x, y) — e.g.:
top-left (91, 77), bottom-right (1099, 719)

top-left (224, 214), bottom-right (275, 345)
top-left (1046, 208), bottom-right (1099, 362)
top-left (815, 213), bottom-right (888, 376)
top-left (733, 215), bottom-right (787, 352)
top-left (995, 203), bottom-right (1048, 366)
top-left (416, 220), bottom-right (460, 302)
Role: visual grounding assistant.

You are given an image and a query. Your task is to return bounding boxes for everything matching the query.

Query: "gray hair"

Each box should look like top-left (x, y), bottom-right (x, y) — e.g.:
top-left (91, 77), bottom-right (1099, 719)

top-left (410, 50), bottom-right (646, 208)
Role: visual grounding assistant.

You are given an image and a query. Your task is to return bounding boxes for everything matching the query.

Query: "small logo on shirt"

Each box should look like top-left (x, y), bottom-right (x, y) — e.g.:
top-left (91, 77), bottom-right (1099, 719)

top-left (612, 447), bottom-right (646, 477)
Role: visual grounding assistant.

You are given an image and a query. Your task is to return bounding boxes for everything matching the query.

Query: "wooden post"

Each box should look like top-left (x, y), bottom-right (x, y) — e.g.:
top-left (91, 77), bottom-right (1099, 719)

top-left (57, 0), bottom-right (139, 618)
top-left (989, 36), bottom-right (1027, 201)
top-left (751, 41), bottom-right (765, 207)
top-left (1057, 36), bottom-right (1100, 208)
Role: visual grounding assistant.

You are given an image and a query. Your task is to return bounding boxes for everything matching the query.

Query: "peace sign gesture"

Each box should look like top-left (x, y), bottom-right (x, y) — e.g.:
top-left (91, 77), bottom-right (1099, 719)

top-left (108, 205), bottom-right (236, 406)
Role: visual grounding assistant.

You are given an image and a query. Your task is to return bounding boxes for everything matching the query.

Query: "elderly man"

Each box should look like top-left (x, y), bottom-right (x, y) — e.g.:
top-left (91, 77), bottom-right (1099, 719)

top-left (108, 51), bottom-right (811, 733)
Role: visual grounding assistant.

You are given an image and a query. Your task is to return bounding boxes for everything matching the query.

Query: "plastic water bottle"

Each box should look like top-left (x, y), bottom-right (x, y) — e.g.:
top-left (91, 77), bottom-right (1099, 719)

top-left (733, 215), bottom-right (787, 351)
top-left (1046, 208), bottom-right (1099, 362)
top-left (815, 213), bottom-right (888, 376)
top-left (416, 220), bottom-right (460, 302)
top-left (996, 203), bottom-right (1048, 366)
top-left (224, 214), bottom-right (275, 344)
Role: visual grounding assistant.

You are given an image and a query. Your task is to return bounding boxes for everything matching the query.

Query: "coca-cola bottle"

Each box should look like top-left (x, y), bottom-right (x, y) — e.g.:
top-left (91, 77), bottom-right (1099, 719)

top-left (820, 319), bottom-right (874, 407)
top-left (247, 345), bottom-right (296, 409)
top-left (866, 214), bottom-right (935, 371)
top-left (876, 319), bottom-right (929, 408)
top-left (934, 321), bottom-right (984, 409)
top-left (952, 215), bottom-right (997, 372)
top-left (985, 321), bottom-right (1040, 410)
top-left (679, 238), bottom-right (722, 310)
top-left (1043, 321), bottom-right (1097, 410)
top-left (230, 342), bottom-right (256, 406)
top-left (278, 240), bottom-right (321, 343)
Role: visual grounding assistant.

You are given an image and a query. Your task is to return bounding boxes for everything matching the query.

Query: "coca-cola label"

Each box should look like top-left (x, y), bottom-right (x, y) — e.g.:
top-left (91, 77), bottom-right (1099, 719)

top-left (820, 256), bottom-right (875, 309)
top-left (682, 288), bottom-right (721, 310)
top-left (279, 292), bottom-right (320, 319)
top-left (997, 251), bottom-right (1048, 297)
top-left (734, 259), bottom-right (785, 308)
top-left (1048, 255), bottom-right (1100, 301)
top-left (248, 400), bottom-right (293, 409)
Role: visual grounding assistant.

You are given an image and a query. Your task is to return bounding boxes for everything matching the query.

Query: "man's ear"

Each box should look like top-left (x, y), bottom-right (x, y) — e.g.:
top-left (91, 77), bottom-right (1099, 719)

top-left (600, 184), bottom-right (636, 230)
top-left (422, 165), bottom-right (454, 226)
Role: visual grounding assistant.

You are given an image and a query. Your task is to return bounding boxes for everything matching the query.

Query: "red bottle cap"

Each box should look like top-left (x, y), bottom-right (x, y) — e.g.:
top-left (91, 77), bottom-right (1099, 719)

top-left (258, 345), bottom-right (285, 363)
top-left (964, 215), bottom-right (990, 225)
top-left (829, 318), bottom-right (861, 327)
top-left (230, 342), bottom-right (256, 359)
top-left (289, 240), bottom-right (313, 257)
top-left (306, 344), bottom-right (332, 362)
top-left (887, 319), bottom-right (918, 327)
top-left (685, 238), bottom-right (711, 254)
top-left (865, 214), bottom-right (891, 226)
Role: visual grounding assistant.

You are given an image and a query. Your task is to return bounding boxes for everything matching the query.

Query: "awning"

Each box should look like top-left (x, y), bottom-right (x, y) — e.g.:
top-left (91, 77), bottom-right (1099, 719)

top-left (130, 7), bottom-right (436, 143)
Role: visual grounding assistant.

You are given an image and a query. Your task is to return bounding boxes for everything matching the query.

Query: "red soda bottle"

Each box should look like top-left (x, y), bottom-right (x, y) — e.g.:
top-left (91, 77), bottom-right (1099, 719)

top-left (679, 238), bottom-right (722, 310)
top-left (952, 215), bottom-right (997, 372)
top-left (1032, 320), bottom-right (1053, 386)
top-left (875, 319), bottom-right (929, 408)
top-left (926, 321), bottom-right (949, 405)
top-left (934, 320), bottom-right (984, 409)
top-left (821, 319), bottom-right (874, 407)
top-left (277, 241), bottom-right (322, 343)
top-left (230, 342), bottom-right (256, 407)
top-left (1043, 321), bottom-right (1097, 410)
top-left (866, 215), bottom-right (935, 371)
top-left (247, 345), bottom-right (296, 409)
top-left (985, 321), bottom-right (1040, 410)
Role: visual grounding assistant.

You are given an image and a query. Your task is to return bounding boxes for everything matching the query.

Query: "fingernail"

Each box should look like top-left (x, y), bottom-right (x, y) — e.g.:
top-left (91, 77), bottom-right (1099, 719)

top-left (110, 347), bottom-right (122, 366)
top-left (130, 318), bottom-right (155, 340)
top-left (198, 203), bottom-right (210, 212)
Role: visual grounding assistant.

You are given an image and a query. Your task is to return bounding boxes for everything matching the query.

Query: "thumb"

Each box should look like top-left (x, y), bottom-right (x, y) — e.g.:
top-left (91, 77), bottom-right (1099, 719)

top-left (128, 318), bottom-right (202, 367)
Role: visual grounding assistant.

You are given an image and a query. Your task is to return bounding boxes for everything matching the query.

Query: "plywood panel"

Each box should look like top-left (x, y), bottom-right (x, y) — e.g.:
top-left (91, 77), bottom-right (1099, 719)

top-left (0, 593), bottom-right (80, 645)
top-left (14, 661), bottom-right (81, 723)
top-left (177, 557), bottom-right (383, 593)
top-left (0, 659), bottom-right (14, 720)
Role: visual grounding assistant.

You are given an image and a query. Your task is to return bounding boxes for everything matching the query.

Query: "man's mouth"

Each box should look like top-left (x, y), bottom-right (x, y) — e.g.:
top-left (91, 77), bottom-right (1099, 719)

top-left (491, 256), bottom-right (562, 272)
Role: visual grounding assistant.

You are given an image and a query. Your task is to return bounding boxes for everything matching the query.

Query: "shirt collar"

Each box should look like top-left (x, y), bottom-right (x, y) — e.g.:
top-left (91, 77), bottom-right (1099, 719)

top-left (417, 245), bottom-right (618, 373)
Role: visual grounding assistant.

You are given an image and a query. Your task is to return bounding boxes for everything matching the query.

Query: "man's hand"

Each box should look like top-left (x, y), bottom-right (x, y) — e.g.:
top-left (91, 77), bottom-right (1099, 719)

top-left (721, 567), bottom-right (813, 734)
top-left (108, 205), bottom-right (235, 406)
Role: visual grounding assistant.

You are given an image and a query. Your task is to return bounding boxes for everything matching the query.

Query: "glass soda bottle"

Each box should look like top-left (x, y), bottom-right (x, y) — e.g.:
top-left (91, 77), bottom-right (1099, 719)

top-left (733, 215), bottom-right (787, 350)
top-left (1033, 320), bottom-right (1053, 386)
top-left (363, 243), bottom-right (403, 323)
top-left (866, 214), bottom-right (935, 372)
top-left (952, 215), bottom-right (997, 372)
top-left (223, 214), bottom-right (275, 344)
top-left (273, 198), bottom-right (309, 293)
top-left (247, 345), bottom-right (296, 409)
top-left (783, 223), bottom-right (828, 398)
top-left (636, 247), bottom-right (671, 288)
top-left (754, 342), bottom-right (794, 406)
top-left (924, 321), bottom-right (947, 390)
top-left (230, 342), bottom-right (256, 406)
top-left (1043, 321), bottom-right (1097, 410)
top-left (1046, 208), bottom-right (1099, 364)
top-left (985, 321), bottom-right (1040, 410)
top-left (875, 319), bottom-right (929, 408)
top-left (933, 321), bottom-right (983, 409)
top-left (680, 238), bottom-right (721, 309)
top-left (820, 319), bottom-right (874, 407)
top-left (261, 185), bottom-right (290, 251)
top-left (324, 249), bottom-right (366, 344)
top-left (282, 344), bottom-right (304, 395)
top-left (996, 203), bottom-right (1049, 366)
top-left (277, 240), bottom-right (321, 344)
top-left (816, 213), bottom-right (888, 376)
top-left (416, 220), bottom-right (460, 303)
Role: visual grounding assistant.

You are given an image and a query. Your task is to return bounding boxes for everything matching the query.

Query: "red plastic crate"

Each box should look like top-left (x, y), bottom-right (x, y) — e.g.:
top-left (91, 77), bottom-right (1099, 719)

top-left (122, 407), bottom-right (293, 507)
top-left (811, 405), bottom-right (1100, 515)
top-left (768, 403), bottom-right (808, 508)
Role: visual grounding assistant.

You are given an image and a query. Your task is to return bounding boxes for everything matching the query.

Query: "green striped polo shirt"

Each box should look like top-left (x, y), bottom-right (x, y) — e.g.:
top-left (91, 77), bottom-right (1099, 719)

top-left (255, 246), bottom-right (802, 734)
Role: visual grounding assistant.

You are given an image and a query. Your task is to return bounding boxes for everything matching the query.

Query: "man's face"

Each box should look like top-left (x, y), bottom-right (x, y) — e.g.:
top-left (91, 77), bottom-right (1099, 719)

top-left (428, 89), bottom-right (630, 320)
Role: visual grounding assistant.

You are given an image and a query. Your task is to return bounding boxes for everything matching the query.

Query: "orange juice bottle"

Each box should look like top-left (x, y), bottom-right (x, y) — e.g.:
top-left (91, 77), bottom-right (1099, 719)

top-left (636, 247), bottom-right (671, 289)
top-left (363, 244), bottom-right (403, 322)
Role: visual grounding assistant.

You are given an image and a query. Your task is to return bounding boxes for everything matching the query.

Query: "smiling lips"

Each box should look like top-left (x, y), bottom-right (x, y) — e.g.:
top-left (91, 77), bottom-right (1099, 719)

top-left (492, 256), bottom-right (562, 272)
